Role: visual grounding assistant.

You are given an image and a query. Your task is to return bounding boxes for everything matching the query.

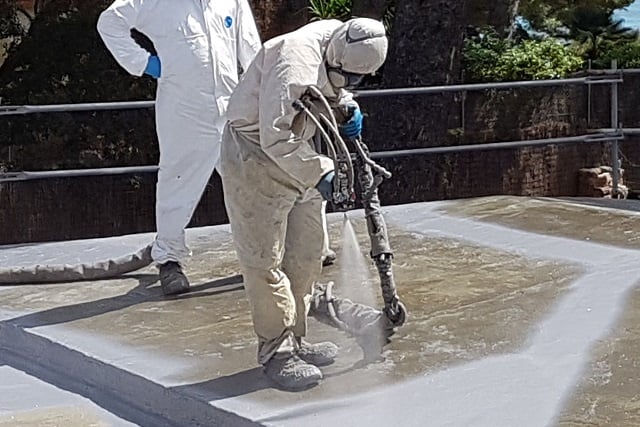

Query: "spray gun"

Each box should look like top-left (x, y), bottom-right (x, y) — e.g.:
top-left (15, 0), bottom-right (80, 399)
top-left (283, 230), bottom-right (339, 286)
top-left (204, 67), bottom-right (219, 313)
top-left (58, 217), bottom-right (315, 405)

top-left (334, 101), bottom-right (404, 327)
top-left (331, 146), bottom-right (357, 212)
top-left (337, 101), bottom-right (393, 196)
top-left (293, 88), bottom-right (358, 212)
top-left (293, 88), bottom-right (391, 210)
top-left (293, 86), bottom-right (407, 328)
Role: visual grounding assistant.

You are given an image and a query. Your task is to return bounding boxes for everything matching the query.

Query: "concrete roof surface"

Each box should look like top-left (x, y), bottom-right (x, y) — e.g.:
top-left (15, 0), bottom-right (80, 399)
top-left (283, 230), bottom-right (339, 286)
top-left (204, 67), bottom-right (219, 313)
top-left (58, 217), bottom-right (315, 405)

top-left (1, 196), bottom-right (639, 427)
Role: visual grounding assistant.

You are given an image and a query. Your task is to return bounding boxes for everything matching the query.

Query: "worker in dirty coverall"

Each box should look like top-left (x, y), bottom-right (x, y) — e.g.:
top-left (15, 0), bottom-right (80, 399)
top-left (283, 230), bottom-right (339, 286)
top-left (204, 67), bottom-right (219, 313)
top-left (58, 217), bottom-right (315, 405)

top-left (219, 18), bottom-right (388, 390)
top-left (97, 0), bottom-right (261, 295)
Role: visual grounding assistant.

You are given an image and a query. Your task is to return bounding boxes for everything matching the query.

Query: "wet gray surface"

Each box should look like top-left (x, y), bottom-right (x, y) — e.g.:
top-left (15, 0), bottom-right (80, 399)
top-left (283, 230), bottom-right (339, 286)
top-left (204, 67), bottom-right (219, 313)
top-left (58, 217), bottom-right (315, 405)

top-left (0, 366), bottom-right (134, 426)
top-left (444, 196), bottom-right (640, 249)
top-left (557, 285), bottom-right (640, 427)
top-left (0, 196), bottom-right (639, 426)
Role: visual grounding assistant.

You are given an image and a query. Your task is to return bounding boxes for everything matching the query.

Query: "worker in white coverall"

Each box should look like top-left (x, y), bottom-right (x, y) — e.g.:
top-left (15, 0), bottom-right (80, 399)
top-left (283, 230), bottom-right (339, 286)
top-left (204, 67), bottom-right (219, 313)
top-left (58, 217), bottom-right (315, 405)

top-left (96, 0), bottom-right (261, 295)
top-left (220, 18), bottom-right (388, 390)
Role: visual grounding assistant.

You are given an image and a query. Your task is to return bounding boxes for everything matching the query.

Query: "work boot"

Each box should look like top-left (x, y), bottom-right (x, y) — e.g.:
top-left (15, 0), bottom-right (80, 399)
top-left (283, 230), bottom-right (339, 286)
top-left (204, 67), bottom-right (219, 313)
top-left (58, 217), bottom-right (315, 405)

top-left (321, 249), bottom-right (337, 267)
top-left (263, 354), bottom-right (323, 391)
top-left (158, 261), bottom-right (190, 296)
top-left (297, 338), bottom-right (338, 366)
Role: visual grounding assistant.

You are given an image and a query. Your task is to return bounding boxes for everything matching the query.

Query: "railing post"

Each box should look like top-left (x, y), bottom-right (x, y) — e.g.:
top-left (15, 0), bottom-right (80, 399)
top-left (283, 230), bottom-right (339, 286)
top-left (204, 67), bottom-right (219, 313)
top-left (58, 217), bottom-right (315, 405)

top-left (610, 60), bottom-right (621, 197)
top-left (461, 90), bottom-right (466, 133)
top-left (587, 59), bottom-right (592, 127)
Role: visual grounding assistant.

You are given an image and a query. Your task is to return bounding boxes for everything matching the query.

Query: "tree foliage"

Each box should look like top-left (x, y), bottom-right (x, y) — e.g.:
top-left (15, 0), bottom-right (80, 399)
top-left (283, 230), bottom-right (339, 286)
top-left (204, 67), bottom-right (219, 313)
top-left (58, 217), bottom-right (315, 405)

top-left (308, 0), bottom-right (352, 20)
top-left (463, 29), bottom-right (584, 82)
top-left (593, 38), bottom-right (640, 67)
top-left (516, 0), bottom-right (640, 68)
top-left (518, 0), bottom-right (634, 34)
top-left (568, 5), bottom-right (638, 60)
top-left (308, 0), bottom-right (395, 30)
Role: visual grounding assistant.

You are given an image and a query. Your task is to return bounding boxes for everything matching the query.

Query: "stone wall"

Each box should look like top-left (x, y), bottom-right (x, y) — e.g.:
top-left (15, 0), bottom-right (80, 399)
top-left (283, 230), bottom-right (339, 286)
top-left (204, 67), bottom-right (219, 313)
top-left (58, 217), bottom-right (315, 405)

top-left (358, 79), bottom-right (618, 206)
top-left (0, 174), bottom-right (227, 244)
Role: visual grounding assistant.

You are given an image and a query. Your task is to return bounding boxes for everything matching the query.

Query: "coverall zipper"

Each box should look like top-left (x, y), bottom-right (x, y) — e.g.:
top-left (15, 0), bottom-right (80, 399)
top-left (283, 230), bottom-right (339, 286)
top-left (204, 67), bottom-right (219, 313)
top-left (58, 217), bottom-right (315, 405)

top-left (198, 0), bottom-right (220, 110)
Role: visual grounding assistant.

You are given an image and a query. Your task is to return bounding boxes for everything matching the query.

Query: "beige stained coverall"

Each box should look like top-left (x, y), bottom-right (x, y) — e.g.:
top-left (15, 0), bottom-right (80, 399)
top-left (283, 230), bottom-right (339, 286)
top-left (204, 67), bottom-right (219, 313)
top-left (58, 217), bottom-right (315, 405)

top-left (220, 18), bottom-right (388, 364)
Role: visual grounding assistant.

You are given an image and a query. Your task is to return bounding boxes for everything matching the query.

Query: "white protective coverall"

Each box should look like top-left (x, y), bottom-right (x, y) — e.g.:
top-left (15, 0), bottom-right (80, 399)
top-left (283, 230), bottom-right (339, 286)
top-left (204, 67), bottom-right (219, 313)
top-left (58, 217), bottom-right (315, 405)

top-left (219, 18), bottom-right (388, 364)
top-left (97, 0), bottom-right (261, 265)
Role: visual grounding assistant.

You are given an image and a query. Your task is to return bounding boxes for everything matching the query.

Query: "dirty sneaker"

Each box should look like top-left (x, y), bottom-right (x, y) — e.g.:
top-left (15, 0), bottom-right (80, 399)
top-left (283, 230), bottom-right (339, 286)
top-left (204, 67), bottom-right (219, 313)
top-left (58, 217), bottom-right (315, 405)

top-left (263, 354), bottom-right (323, 390)
top-left (297, 339), bottom-right (339, 366)
top-left (321, 249), bottom-right (337, 267)
top-left (158, 261), bottom-right (190, 296)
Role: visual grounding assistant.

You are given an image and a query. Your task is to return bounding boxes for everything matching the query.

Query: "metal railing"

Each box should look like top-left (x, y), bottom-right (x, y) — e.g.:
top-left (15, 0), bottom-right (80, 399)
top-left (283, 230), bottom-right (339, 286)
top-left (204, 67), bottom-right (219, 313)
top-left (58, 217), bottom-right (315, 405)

top-left (355, 74), bottom-right (621, 98)
top-left (0, 165), bottom-right (159, 183)
top-left (0, 100), bottom-right (155, 116)
top-left (0, 67), bottom-right (629, 193)
top-left (0, 75), bottom-right (621, 116)
top-left (370, 133), bottom-right (624, 159)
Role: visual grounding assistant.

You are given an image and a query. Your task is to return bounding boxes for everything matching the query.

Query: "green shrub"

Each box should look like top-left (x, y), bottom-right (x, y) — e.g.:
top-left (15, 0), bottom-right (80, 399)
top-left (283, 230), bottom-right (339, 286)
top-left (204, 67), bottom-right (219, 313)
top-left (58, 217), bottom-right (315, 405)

top-left (462, 30), bottom-right (510, 82)
top-left (309, 0), bottom-right (352, 21)
top-left (592, 39), bottom-right (640, 69)
top-left (463, 31), bottom-right (584, 82)
top-left (307, 0), bottom-right (395, 32)
top-left (498, 39), bottom-right (584, 80)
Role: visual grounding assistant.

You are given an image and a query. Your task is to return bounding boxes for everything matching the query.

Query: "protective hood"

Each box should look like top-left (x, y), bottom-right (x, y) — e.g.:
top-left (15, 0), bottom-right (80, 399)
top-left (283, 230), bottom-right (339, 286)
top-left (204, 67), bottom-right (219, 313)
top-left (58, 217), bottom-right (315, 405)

top-left (325, 18), bottom-right (388, 76)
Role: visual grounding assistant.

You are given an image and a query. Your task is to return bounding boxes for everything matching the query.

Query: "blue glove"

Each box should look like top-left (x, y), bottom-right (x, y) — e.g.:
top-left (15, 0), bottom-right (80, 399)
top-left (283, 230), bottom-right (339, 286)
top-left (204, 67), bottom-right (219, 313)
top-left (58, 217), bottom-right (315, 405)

top-left (339, 106), bottom-right (363, 139)
top-left (144, 55), bottom-right (161, 79)
top-left (316, 171), bottom-right (335, 201)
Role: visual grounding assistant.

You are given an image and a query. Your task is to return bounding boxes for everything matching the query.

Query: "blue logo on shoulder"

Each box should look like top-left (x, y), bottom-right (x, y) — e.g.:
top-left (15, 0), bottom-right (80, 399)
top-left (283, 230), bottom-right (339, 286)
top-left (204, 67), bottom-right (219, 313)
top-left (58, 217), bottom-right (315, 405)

top-left (224, 16), bottom-right (233, 28)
